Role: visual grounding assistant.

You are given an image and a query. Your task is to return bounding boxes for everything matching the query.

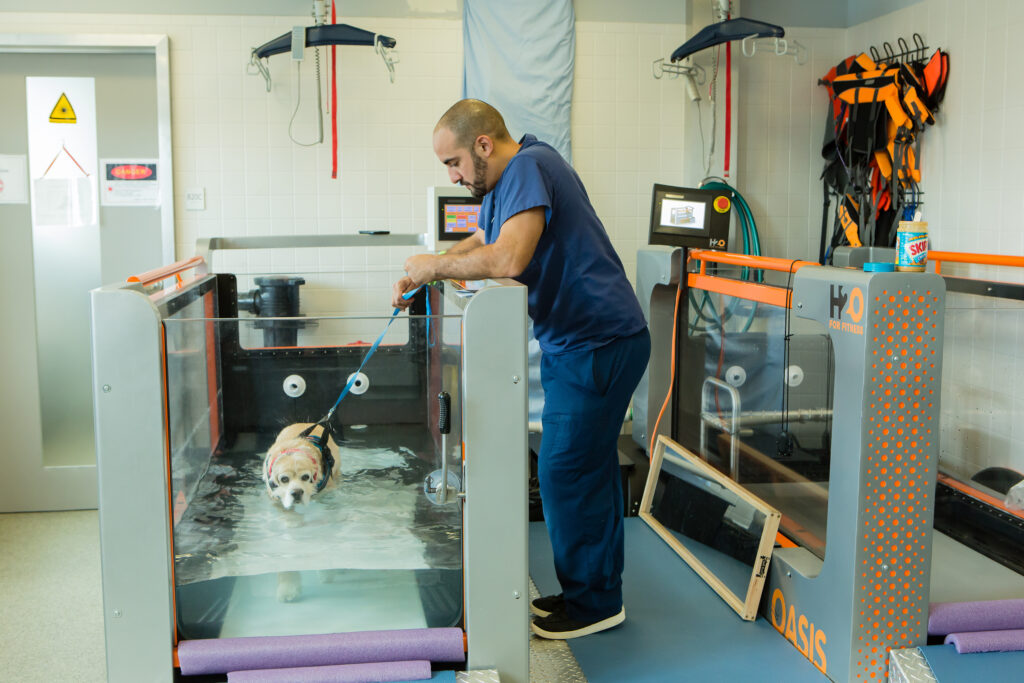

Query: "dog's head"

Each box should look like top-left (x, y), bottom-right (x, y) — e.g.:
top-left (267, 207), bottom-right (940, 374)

top-left (263, 437), bottom-right (324, 509)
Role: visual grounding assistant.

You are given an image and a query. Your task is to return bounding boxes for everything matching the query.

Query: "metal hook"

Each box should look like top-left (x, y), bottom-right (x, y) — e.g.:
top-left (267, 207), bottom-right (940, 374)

top-left (869, 45), bottom-right (881, 63)
top-left (374, 33), bottom-right (399, 83)
top-left (247, 51), bottom-right (272, 92)
top-left (652, 57), bottom-right (667, 79)
top-left (897, 37), bottom-right (910, 63)
top-left (741, 34), bottom-right (757, 58)
top-left (883, 41), bottom-right (896, 63)
top-left (913, 33), bottom-right (927, 62)
top-left (739, 35), bottom-right (806, 64)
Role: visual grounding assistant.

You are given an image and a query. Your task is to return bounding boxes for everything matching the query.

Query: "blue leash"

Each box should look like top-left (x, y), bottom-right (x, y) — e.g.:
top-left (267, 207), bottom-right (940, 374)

top-left (323, 285), bottom-right (426, 422)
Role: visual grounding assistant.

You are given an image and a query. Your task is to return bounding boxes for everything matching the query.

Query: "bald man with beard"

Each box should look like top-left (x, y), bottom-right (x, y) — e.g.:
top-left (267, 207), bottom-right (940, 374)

top-left (393, 99), bottom-right (650, 639)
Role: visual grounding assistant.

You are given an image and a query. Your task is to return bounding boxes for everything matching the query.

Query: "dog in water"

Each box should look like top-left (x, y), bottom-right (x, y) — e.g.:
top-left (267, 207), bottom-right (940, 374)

top-left (262, 422), bottom-right (342, 602)
top-left (262, 422), bottom-right (341, 510)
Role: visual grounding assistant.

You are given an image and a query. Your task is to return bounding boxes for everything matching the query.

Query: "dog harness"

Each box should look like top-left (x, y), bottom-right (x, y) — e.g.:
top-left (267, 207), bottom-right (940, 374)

top-left (818, 45), bottom-right (950, 260)
top-left (298, 425), bottom-right (336, 493)
top-left (265, 429), bottom-right (336, 493)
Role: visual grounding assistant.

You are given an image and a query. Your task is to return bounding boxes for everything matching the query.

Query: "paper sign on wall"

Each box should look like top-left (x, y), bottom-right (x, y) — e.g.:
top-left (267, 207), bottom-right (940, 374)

top-left (26, 77), bottom-right (98, 228)
top-left (0, 154), bottom-right (29, 204)
top-left (100, 159), bottom-right (160, 206)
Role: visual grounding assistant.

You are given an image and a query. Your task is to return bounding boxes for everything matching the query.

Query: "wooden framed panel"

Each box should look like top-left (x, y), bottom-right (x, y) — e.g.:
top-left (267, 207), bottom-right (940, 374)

top-left (639, 435), bottom-right (782, 620)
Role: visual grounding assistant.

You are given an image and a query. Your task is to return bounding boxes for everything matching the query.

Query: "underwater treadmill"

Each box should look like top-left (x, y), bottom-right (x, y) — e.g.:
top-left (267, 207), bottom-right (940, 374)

top-left (91, 241), bottom-right (529, 682)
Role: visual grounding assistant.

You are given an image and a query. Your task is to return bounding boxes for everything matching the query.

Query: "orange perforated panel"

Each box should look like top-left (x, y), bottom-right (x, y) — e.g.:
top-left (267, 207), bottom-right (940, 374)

top-left (858, 289), bottom-right (941, 680)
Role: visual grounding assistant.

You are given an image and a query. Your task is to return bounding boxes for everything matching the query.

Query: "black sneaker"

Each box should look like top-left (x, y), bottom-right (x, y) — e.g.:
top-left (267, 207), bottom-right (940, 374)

top-left (530, 606), bottom-right (626, 640)
top-left (530, 593), bottom-right (564, 617)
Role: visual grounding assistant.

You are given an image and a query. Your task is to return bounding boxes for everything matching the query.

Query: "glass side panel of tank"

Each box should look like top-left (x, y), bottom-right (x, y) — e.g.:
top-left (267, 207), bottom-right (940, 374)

top-left (934, 284), bottom-right (1024, 577)
top-left (680, 287), bottom-right (834, 559)
top-left (940, 289), bottom-right (1024, 494)
top-left (163, 299), bottom-right (464, 639)
top-left (207, 254), bottom-right (412, 345)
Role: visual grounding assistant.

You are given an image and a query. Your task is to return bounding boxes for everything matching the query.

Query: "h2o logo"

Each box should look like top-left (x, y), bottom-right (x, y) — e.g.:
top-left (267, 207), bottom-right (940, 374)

top-left (708, 237), bottom-right (726, 249)
top-left (828, 285), bottom-right (864, 334)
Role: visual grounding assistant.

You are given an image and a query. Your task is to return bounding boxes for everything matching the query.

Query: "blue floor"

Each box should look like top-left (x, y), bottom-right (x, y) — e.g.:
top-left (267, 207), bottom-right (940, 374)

top-left (398, 672), bottom-right (454, 683)
top-left (920, 644), bottom-right (1024, 683)
top-left (530, 519), bottom-right (824, 682)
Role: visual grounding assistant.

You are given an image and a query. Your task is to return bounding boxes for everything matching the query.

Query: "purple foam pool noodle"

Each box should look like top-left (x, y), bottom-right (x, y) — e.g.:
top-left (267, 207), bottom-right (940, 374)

top-left (945, 629), bottom-right (1024, 654)
top-left (178, 628), bottom-right (464, 676)
top-left (226, 659), bottom-right (432, 683)
top-left (928, 600), bottom-right (1024, 636)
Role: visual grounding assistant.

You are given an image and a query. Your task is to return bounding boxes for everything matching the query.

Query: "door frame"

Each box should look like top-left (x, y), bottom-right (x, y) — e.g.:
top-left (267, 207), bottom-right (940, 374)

top-left (0, 33), bottom-right (174, 511)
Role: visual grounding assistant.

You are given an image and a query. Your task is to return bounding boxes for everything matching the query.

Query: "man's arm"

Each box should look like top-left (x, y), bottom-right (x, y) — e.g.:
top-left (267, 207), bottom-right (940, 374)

top-left (443, 230), bottom-right (485, 255)
top-left (392, 207), bottom-right (544, 307)
top-left (417, 207), bottom-right (544, 281)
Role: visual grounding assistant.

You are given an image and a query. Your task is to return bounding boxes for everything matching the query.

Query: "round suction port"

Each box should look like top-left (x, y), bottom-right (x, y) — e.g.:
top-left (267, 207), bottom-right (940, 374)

top-left (725, 365), bottom-right (747, 388)
top-left (283, 374), bottom-right (306, 398)
top-left (347, 371), bottom-right (370, 395)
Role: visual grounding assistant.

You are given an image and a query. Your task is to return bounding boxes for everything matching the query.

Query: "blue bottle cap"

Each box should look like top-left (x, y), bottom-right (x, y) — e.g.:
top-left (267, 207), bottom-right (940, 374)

top-left (863, 262), bottom-right (896, 272)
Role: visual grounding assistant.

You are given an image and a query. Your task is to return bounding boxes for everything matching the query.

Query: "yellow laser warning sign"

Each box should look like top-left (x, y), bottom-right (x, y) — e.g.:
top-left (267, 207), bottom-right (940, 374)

top-left (49, 93), bottom-right (77, 123)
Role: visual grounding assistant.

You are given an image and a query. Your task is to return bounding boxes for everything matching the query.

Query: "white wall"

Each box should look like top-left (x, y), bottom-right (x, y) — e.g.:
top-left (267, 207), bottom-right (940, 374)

top-left (855, 0), bottom-right (1024, 483)
top-left (733, 0), bottom-right (1024, 483)
top-left (0, 11), bottom-right (689, 322)
top-left (574, 20), bottom-right (690, 282)
top-left (735, 26), bottom-right (847, 259)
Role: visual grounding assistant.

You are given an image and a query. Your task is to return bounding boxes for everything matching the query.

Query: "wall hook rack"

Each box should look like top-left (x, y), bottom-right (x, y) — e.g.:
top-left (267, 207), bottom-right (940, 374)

top-left (247, 23), bottom-right (397, 91)
top-left (652, 57), bottom-right (706, 82)
top-left (868, 33), bottom-right (928, 65)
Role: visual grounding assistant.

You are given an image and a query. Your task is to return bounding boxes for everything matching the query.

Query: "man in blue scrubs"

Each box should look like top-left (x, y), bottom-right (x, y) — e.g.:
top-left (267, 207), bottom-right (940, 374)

top-left (393, 99), bottom-right (650, 639)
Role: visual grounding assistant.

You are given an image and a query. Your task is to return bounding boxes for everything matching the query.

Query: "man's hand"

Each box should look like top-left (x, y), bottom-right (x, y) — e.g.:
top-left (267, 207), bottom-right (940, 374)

top-left (391, 254), bottom-right (439, 309)
top-left (403, 254), bottom-right (438, 286)
top-left (391, 275), bottom-right (418, 309)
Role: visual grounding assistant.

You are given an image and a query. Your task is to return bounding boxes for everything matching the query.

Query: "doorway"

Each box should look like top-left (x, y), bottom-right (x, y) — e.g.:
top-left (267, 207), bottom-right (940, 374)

top-left (0, 34), bottom-right (174, 511)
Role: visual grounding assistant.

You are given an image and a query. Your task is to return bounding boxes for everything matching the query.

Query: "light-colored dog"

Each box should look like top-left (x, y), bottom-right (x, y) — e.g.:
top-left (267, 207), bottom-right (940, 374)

top-left (262, 422), bottom-right (342, 602)
top-left (262, 422), bottom-right (341, 510)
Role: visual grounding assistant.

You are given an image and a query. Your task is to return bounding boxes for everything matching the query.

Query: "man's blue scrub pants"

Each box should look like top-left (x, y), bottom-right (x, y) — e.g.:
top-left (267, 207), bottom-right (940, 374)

top-left (538, 327), bottom-right (651, 621)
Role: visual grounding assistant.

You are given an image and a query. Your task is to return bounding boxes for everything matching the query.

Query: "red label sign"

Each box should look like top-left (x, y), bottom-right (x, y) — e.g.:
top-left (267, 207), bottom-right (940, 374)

top-left (110, 164), bottom-right (154, 180)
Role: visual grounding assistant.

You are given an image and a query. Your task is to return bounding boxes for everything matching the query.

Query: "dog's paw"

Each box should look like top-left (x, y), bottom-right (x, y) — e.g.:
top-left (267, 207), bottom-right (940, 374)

top-left (318, 568), bottom-right (343, 584)
top-left (276, 571), bottom-right (302, 602)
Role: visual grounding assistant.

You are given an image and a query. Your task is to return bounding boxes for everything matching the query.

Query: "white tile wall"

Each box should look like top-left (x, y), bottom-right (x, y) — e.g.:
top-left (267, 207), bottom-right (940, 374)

top-left (732, 0), bottom-right (1024, 483)
top-left (10, 5), bottom-right (1020, 481)
top-left (1, 11), bottom-right (689, 313)
top-left (734, 27), bottom-right (847, 261)
top-left (574, 21), bottom-right (690, 284)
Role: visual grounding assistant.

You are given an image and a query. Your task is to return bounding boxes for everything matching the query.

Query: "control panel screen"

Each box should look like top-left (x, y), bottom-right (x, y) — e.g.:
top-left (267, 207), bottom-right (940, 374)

top-left (649, 183), bottom-right (732, 250)
top-left (659, 198), bottom-right (707, 231)
top-left (437, 195), bottom-right (483, 242)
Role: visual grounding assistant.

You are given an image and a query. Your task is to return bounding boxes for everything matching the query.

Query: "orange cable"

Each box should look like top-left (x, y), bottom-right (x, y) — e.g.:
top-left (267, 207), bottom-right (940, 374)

top-left (650, 284), bottom-right (682, 460)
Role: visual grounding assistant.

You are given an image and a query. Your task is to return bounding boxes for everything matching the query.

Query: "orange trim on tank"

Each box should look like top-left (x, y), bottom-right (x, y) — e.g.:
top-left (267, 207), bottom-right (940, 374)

top-left (929, 250), bottom-right (1024, 274)
top-left (239, 342), bottom-right (406, 351)
top-left (937, 473), bottom-right (1024, 521)
top-left (775, 532), bottom-right (798, 549)
top-left (688, 273), bottom-right (793, 309)
top-left (688, 249), bottom-right (818, 274)
top-left (204, 291), bottom-right (221, 458)
top-left (161, 328), bottom-right (180, 650)
top-left (127, 256), bottom-right (205, 287)
top-left (173, 648), bottom-right (179, 668)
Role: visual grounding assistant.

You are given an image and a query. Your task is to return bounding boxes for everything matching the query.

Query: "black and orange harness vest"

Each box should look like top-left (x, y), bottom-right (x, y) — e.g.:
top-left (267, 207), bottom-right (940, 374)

top-left (818, 46), bottom-right (949, 262)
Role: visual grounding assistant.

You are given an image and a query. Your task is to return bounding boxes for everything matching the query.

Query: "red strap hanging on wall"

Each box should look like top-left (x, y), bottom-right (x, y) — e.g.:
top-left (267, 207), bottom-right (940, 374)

top-left (331, 0), bottom-right (339, 179)
top-left (724, 16), bottom-right (732, 179)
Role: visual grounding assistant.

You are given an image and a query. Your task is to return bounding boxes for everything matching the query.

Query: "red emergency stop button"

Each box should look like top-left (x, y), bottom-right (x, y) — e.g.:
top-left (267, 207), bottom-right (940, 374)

top-left (713, 196), bottom-right (731, 213)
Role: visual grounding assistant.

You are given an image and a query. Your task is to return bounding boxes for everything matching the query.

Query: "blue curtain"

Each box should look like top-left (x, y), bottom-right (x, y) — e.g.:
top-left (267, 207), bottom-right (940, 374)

top-left (462, 0), bottom-right (575, 164)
